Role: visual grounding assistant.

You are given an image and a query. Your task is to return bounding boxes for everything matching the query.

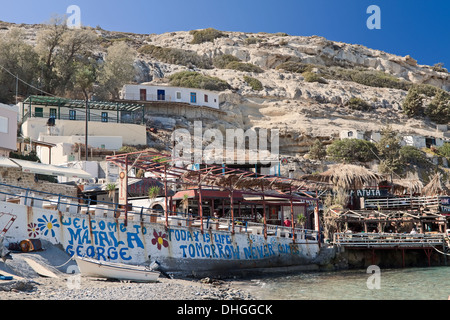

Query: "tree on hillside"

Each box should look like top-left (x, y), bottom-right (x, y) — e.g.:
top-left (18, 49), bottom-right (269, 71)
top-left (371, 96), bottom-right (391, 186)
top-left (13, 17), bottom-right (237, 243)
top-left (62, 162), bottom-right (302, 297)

top-left (326, 138), bottom-right (377, 163)
top-left (376, 126), bottom-right (403, 174)
top-left (35, 16), bottom-right (68, 93)
top-left (309, 139), bottom-right (326, 160)
top-left (96, 41), bottom-right (137, 99)
top-left (0, 28), bottom-right (39, 103)
top-left (425, 90), bottom-right (450, 124)
top-left (35, 15), bottom-right (97, 95)
top-left (57, 28), bottom-right (98, 94)
top-left (402, 87), bottom-right (424, 117)
top-left (74, 62), bottom-right (97, 101)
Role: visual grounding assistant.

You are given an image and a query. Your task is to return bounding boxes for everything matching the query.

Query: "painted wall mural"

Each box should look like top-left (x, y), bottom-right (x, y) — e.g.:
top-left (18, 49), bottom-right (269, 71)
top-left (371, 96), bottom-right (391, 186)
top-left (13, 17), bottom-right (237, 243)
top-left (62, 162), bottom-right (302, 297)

top-left (0, 202), bottom-right (319, 269)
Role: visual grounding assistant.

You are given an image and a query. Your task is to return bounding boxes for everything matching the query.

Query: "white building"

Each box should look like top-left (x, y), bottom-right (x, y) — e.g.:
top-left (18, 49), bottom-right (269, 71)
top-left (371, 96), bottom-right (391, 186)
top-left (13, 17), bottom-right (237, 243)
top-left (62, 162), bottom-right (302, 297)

top-left (18, 96), bottom-right (146, 146)
top-left (121, 84), bottom-right (221, 109)
top-left (340, 129), bottom-right (445, 149)
top-left (36, 135), bottom-right (123, 165)
top-left (0, 104), bottom-right (18, 157)
top-left (339, 129), bottom-right (381, 143)
top-left (402, 135), bottom-right (444, 149)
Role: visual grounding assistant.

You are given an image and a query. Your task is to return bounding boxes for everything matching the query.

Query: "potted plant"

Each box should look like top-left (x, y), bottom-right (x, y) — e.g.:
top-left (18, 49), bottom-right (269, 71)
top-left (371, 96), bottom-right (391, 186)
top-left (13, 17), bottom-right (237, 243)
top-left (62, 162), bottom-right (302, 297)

top-left (148, 186), bottom-right (161, 223)
top-left (297, 214), bottom-right (306, 228)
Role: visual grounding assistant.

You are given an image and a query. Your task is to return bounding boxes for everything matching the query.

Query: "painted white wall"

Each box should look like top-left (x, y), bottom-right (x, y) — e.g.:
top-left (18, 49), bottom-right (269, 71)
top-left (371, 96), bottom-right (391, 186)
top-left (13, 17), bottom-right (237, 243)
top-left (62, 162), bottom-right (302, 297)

top-left (339, 130), bottom-right (364, 140)
top-left (39, 135), bottom-right (123, 151)
top-left (0, 104), bottom-right (18, 154)
top-left (402, 136), bottom-right (426, 148)
top-left (19, 102), bottom-right (118, 122)
top-left (22, 118), bottom-right (146, 146)
top-left (121, 84), bottom-right (220, 109)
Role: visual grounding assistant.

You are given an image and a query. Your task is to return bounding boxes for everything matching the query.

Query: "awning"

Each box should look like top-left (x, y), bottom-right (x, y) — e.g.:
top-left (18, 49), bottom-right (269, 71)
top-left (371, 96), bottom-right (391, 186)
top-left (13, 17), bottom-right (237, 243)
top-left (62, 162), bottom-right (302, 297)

top-left (9, 158), bottom-right (92, 179)
top-left (0, 157), bottom-right (20, 168)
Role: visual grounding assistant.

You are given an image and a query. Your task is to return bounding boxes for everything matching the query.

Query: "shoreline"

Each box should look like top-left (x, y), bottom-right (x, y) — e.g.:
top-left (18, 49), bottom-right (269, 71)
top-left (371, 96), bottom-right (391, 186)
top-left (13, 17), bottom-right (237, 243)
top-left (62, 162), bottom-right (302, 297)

top-left (0, 273), bottom-right (255, 300)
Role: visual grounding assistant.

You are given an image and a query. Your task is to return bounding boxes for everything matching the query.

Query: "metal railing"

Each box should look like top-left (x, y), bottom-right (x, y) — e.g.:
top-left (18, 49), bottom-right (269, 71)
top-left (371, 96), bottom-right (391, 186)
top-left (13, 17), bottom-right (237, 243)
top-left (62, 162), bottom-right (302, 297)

top-left (0, 182), bottom-right (318, 240)
top-left (364, 196), bottom-right (441, 210)
top-left (333, 232), bottom-right (447, 248)
top-left (22, 111), bottom-right (141, 125)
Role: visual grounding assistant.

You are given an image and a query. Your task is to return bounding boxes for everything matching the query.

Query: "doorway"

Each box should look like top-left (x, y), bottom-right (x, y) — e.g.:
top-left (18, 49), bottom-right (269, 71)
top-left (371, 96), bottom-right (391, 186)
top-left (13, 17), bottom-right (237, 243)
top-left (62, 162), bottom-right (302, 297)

top-left (157, 89), bottom-right (166, 101)
top-left (140, 89), bottom-right (147, 101)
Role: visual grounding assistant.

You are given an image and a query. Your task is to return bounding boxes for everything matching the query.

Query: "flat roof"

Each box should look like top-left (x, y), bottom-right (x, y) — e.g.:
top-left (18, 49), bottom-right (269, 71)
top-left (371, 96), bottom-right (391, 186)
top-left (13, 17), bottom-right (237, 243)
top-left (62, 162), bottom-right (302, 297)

top-left (124, 83), bottom-right (221, 95)
top-left (23, 95), bottom-right (144, 112)
top-left (5, 158), bottom-right (92, 179)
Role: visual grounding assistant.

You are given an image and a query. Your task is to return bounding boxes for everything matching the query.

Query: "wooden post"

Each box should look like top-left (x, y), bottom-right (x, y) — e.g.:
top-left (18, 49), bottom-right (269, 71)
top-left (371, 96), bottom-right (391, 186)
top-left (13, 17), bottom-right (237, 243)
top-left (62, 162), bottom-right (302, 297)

top-left (238, 201), bottom-right (241, 218)
top-left (424, 248), bottom-right (432, 267)
top-left (124, 154), bottom-right (128, 226)
top-left (230, 184), bottom-right (235, 234)
top-left (290, 196), bottom-right (295, 242)
top-left (313, 191), bottom-right (321, 245)
top-left (402, 249), bottom-right (405, 268)
top-left (199, 171), bottom-right (204, 233)
top-left (164, 165), bottom-right (168, 228)
top-left (262, 183), bottom-right (267, 239)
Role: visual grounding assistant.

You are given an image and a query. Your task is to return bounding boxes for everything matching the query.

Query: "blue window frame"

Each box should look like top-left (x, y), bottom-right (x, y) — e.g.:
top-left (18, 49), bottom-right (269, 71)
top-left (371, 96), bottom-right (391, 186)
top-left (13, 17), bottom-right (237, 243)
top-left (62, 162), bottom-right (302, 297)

top-left (101, 112), bottom-right (108, 122)
top-left (190, 92), bottom-right (197, 103)
top-left (69, 110), bottom-right (76, 120)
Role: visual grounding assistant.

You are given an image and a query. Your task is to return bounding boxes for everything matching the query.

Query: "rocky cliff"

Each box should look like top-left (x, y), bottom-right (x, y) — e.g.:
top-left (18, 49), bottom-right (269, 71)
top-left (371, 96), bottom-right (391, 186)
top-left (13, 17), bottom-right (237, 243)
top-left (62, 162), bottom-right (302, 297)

top-left (2, 22), bottom-right (449, 167)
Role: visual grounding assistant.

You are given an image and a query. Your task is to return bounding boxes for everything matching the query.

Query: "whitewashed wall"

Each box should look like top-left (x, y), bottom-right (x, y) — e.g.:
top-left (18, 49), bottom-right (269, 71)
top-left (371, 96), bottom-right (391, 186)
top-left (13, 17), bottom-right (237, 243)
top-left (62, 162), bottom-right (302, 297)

top-left (121, 84), bottom-right (220, 109)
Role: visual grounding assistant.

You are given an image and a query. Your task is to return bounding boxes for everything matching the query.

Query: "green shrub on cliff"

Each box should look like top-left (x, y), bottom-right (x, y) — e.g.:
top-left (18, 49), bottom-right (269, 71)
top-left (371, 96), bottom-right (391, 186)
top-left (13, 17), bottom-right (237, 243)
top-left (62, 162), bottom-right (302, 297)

top-left (169, 71), bottom-right (231, 91)
top-left (225, 61), bottom-right (264, 73)
top-left (190, 28), bottom-right (226, 44)
top-left (138, 44), bottom-right (213, 69)
top-left (213, 54), bottom-right (241, 68)
top-left (243, 76), bottom-right (263, 91)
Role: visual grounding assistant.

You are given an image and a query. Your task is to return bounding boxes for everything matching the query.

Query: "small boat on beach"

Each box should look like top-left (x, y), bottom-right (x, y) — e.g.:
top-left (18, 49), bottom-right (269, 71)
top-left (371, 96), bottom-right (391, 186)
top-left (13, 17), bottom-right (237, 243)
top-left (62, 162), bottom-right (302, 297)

top-left (75, 256), bottom-right (160, 282)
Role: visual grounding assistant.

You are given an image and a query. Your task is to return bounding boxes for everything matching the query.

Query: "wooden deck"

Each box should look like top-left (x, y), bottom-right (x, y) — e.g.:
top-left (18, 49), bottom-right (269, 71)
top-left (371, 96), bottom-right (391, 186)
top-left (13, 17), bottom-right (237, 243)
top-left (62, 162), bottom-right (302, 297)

top-left (333, 232), bottom-right (449, 267)
top-left (364, 196), bottom-right (441, 210)
top-left (333, 232), bottom-right (447, 249)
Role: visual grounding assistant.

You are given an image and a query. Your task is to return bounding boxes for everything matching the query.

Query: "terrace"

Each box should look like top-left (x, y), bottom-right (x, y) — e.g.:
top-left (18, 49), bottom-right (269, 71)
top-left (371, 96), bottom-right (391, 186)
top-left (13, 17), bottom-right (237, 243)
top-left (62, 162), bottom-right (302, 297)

top-left (21, 95), bottom-right (145, 124)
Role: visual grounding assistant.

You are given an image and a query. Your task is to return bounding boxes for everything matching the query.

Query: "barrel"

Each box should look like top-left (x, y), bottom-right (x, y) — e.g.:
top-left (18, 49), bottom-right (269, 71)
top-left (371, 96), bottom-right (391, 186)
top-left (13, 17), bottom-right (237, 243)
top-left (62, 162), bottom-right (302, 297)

top-left (20, 239), bottom-right (42, 252)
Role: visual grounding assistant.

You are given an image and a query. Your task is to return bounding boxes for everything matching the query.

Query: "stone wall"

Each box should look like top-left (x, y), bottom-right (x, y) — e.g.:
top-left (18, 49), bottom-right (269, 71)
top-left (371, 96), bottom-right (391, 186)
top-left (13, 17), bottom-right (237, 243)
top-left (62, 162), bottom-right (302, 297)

top-left (0, 167), bottom-right (77, 198)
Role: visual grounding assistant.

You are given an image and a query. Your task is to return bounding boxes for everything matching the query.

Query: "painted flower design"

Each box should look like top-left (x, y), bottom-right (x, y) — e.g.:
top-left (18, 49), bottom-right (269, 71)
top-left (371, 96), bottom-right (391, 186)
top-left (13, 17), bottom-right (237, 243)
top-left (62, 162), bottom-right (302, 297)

top-left (37, 215), bottom-right (60, 237)
top-left (151, 230), bottom-right (168, 250)
top-left (27, 223), bottom-right (40, 238)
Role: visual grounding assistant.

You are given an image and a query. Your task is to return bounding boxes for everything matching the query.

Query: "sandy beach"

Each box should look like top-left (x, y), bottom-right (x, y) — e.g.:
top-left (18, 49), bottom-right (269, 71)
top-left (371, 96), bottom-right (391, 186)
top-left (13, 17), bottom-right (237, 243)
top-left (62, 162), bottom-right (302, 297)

top-left (0, 241), bottom-right (254, 300)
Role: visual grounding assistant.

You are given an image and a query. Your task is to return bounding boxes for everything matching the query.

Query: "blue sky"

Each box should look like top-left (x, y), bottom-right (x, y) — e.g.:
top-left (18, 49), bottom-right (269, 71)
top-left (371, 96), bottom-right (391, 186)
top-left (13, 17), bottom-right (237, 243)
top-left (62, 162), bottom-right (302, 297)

top-left (1, 0), bottom-right (449, 67)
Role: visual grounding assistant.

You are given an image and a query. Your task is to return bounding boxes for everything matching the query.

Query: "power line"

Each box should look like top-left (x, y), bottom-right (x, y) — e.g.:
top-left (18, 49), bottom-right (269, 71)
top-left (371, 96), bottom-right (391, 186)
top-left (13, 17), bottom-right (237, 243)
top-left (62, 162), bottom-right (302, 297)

top-left (0, 64), bottom-right (57, 98)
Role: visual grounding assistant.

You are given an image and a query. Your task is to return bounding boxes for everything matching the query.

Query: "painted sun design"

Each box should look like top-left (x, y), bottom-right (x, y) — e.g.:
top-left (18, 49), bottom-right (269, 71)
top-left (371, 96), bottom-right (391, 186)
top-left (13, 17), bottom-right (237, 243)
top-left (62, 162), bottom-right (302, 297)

top-left (151, 230), bottom-right (169, 250)
top-left (37, 215), bottom-right (60, 237)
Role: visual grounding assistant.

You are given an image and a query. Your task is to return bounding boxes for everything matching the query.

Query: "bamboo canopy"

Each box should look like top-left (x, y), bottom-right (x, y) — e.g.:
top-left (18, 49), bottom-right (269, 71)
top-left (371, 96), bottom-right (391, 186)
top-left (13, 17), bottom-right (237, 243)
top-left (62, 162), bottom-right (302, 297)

top-left (300, 164), bottom-right (384, 190)
top-left (422, 173), bottom-right (450, 196)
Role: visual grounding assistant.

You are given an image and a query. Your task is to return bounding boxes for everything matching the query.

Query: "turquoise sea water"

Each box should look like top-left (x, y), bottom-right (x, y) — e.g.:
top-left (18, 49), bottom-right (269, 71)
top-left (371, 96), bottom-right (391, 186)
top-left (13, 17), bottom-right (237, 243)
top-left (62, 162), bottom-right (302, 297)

top-left (236, 266), bottom-right (450, 300)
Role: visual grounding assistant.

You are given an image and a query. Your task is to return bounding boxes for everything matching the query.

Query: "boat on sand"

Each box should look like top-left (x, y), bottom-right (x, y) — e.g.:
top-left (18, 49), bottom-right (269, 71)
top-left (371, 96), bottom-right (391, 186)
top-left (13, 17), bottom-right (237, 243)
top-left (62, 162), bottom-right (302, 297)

top-left (75, 256), bottom-right (160, 282)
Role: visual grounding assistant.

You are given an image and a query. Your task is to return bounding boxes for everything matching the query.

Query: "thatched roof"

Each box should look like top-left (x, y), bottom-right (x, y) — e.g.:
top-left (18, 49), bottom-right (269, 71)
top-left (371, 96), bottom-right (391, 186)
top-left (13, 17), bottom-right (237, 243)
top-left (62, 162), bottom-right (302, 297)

top-left (422, 173), bottom-right (450, 196)
top-left (299, 164), bottom-right (384, 190)
top-left (391, 178), bottom-right (424, 195)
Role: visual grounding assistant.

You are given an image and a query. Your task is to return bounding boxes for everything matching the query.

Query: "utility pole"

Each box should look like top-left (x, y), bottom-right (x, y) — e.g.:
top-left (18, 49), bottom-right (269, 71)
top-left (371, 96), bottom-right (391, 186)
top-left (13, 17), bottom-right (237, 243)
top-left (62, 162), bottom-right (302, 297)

top-left (85, 99), bottom-right (89, 162)
top-left (15, 74), bottom-right (18, 105)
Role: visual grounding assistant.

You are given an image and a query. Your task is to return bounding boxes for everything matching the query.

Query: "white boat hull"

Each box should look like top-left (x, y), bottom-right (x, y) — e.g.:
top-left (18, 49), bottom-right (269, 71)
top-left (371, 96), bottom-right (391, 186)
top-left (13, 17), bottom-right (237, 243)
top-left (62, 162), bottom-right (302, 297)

top-left (75, 256), bottom-right (159, 282)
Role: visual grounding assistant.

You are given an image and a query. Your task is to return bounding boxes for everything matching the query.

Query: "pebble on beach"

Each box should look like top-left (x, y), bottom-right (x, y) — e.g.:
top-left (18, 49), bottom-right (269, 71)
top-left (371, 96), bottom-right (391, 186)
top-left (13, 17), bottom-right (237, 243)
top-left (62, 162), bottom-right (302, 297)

top-left (0, 274), bottom-right (255, 300)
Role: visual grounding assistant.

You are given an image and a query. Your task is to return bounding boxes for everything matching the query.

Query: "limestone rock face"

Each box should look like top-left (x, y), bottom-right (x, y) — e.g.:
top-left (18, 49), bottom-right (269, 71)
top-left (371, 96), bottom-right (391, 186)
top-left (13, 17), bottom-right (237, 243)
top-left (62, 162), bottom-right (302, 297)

top-left (1, 22), bottom-right (448, 160)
